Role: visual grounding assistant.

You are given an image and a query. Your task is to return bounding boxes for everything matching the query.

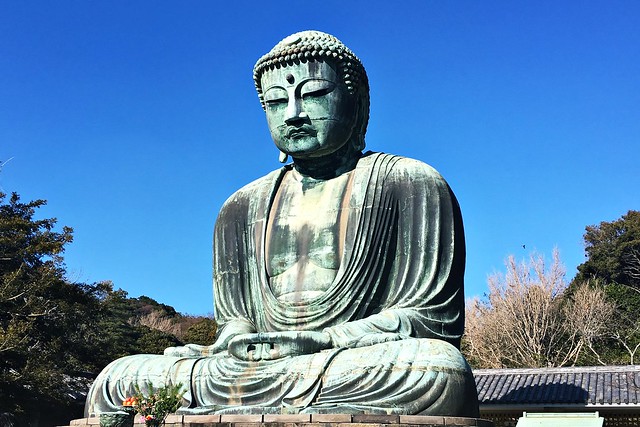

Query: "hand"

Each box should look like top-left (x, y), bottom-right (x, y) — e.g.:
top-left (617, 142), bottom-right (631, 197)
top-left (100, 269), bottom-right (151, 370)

top-left (163, 341), bottom-right (227, 357)
top-left (345, 332), bottom-right (407, 348)
top-left (228, 331), bottom-right (332, 361)
top-left (164, 319), bottom-right (256, 357)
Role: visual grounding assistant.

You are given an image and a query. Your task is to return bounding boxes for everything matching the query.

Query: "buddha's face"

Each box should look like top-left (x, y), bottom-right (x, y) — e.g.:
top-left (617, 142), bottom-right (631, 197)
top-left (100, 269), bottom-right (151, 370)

top-left (260, 60), bottom-right (357, 159)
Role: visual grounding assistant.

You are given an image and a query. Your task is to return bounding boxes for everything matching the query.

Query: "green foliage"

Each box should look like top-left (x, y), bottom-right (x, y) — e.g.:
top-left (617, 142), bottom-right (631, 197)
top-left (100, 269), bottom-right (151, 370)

top-left (130, 382), bottom-right (185, 425)
top-left (89, 286), bottom-right (192, 360)
top-left (602, 283), bottom-right (640, 364)
top-left (573, 210), bottom-right (640, 364)
top-left (576, 210), bottom-right (640, 289)
top-left (0, 192), bottom-right (94, 424)
top-left (95, 284), bottom-right (143, 363)
top-left (136, 327), bottom-right (182, 355)
top-left (567, 282), bottom-right (640, 365)
top-left (0, 191), bottom-right (210, 425)
top-left (183, 317), bottom-right (217, 345)
top-left (137, 295), bottom-right (179, 318)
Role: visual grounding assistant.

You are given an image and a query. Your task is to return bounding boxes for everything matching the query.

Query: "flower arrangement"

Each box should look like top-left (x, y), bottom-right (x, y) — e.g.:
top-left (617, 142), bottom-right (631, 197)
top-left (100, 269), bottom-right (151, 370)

top-left (122, 382), bottom-right (185, 427)
top-left (121, 397), bottom-right (137, 415)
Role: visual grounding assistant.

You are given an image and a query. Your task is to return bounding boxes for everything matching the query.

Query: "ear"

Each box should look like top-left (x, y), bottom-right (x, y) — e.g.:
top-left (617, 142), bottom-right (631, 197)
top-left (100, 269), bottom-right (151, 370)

top-left (278, 151), bottom-right (289, 163)
top-left (352, 95), bottom-right (366, 151)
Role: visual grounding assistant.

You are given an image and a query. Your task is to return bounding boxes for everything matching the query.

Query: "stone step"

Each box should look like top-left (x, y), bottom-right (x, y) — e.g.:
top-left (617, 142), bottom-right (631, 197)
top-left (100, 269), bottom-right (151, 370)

top-left (62, 414), bottom-right (493, 427)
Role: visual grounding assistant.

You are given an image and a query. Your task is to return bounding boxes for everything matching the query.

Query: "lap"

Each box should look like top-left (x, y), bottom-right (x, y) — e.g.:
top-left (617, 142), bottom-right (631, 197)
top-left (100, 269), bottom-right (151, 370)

top-left (327, 337), bottom-right (470, 374)
top-left (86, 338), bottom-right (476, 416)
top-left (313, 339), bottom-right (476, 415)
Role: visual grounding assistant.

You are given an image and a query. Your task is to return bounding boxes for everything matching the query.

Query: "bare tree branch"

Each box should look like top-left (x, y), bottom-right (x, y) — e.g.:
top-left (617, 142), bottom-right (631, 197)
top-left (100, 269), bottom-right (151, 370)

top-left (463, 250), bottom-right (616, 368)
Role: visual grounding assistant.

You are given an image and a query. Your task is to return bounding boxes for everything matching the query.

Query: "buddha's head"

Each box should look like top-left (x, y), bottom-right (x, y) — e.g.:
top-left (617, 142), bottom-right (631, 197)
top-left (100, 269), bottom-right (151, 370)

top-left (254, 31), bottom-right (369, 161)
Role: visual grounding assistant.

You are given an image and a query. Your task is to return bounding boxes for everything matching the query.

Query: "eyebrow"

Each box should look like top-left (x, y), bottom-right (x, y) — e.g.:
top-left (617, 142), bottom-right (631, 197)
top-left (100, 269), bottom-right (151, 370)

top-left (263, 76), bottom-right (335, 92)
top-left (263, 84), bottom-right (287, 92)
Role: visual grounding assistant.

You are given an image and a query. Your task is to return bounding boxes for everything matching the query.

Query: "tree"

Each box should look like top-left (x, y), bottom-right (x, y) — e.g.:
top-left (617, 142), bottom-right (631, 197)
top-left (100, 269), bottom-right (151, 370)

top-left (136, 327), bottom-right (183, 355)
top-left (574, 211), bottom-right (640, 364)
top-left (0, 191), bottom-right (217, 425)
top-left (464, 250), bottom-right (615, 368)
top-left (562, 280), bottom-right (616, 366)
top-left (464, 250), bottom-right (569, 368)
top-left (89, 286), bottom-right (193, 361)
top-left (133, 309), bottom-right (181, 337)
top-left (183, 317), bottom-right (217, 345)
top-left (576, 210), bottom-right (640, 290)
top-left (601, 283), bottom-right (640, 364)
top-left (0, 192), bottom-right (93, 424)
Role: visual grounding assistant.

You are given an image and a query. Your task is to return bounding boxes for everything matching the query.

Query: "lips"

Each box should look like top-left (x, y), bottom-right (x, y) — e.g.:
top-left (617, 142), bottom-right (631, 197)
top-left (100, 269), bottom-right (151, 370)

top-left (288, 130), bottom-right (309, 139)
top-left (286, 126), bottom-right (317, 139)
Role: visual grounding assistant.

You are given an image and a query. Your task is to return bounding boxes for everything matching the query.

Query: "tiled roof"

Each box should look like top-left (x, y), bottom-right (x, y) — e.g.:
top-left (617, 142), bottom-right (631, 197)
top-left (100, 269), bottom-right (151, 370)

top-left (474, 365), bottom-right (640, 406)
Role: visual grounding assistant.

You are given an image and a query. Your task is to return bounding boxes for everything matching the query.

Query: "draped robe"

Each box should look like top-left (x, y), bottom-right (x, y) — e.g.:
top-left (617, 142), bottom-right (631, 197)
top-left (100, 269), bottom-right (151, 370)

top-left (84, 152), bottom-right (479, 417)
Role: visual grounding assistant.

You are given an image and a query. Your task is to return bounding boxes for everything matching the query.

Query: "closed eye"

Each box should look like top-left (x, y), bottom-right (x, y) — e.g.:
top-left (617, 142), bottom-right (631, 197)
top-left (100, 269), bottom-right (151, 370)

top-left (301, 80), bottom-right (335, 99)
top-left (264, 87), bottom-right (288, 107)
top-left (302, 87), bottom-right (332, 99)
top-left (265, 97), bottom-right (287, 107)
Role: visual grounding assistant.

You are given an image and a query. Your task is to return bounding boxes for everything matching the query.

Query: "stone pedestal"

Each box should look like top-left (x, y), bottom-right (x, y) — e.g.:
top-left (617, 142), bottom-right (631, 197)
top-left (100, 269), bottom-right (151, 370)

top-left (63, 414), bottom-right (493, 427)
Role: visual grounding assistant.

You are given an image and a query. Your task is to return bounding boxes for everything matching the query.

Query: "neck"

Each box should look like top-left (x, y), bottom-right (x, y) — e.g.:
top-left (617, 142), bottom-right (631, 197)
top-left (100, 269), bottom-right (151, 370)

top-left (291, 141), bottom-right (361, 180)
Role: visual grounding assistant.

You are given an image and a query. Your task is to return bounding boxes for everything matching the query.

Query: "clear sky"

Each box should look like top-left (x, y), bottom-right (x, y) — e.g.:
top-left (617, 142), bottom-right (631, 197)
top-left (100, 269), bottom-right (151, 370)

top-left (2, 1), bottom-right (638, 315)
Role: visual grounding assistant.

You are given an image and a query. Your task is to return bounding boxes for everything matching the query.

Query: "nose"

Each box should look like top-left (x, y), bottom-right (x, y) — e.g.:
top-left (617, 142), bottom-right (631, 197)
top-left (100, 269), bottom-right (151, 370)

top-left (285, 98), bottom-right (306, 125)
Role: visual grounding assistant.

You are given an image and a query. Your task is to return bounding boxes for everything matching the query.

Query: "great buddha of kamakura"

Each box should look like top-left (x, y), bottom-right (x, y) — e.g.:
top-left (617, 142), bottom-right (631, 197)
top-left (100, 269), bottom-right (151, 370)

top-left (85, 31), bottom-right (479, 417)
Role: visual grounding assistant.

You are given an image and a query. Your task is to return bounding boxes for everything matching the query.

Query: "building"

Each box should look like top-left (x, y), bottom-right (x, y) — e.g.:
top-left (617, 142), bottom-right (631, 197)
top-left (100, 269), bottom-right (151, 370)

top-left (475, 365), bottom-right (640, 427)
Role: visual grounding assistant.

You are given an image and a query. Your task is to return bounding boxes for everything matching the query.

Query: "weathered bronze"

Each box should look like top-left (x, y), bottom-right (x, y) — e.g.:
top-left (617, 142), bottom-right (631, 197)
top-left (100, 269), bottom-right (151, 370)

top-left (85, 31), bottom-right (479, 417)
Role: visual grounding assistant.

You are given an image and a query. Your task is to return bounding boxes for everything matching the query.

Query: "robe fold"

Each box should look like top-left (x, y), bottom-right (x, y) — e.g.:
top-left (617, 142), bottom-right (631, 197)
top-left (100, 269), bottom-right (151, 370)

top-left (215, 152), bottom-right (465, 345)
top-left (84, 152), bottom-right (478, 417)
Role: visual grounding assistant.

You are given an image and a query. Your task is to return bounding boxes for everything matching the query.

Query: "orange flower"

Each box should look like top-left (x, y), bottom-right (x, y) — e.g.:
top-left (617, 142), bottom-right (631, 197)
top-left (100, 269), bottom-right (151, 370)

top-left (122, 397), bottom-right (137, 406)
top-left (145, 415), bottom-right (155, 420)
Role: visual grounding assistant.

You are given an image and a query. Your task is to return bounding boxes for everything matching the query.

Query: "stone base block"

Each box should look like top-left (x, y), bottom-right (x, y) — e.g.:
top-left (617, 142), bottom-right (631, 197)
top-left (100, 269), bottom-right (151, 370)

top-left (62, 414), bottom-right (493, 427)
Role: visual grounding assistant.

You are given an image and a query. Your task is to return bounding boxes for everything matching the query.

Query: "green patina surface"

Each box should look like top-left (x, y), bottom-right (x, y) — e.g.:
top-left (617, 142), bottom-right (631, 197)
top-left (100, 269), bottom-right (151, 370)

top-left (85, 31), bottom-right (478, 418)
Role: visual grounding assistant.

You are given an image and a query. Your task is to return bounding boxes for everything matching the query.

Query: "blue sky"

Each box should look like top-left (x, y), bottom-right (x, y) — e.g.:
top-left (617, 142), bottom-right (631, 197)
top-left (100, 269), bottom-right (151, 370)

top-left (2, 1), bottom-right (638, 315)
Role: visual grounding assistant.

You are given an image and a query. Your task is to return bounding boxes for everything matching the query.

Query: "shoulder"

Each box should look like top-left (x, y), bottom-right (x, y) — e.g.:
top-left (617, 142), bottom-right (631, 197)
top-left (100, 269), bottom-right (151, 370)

top-left (362, 153), bottom-right (462, 220)
top-left (360, 152), bottom-right (449, 189)
top-left (217, 167), bottom-right (284, 217)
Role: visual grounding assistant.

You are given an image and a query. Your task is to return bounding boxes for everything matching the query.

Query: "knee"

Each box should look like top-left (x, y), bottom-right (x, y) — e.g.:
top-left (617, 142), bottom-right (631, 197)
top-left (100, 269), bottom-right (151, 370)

top-left (411, 338), bottom-right (472, 373)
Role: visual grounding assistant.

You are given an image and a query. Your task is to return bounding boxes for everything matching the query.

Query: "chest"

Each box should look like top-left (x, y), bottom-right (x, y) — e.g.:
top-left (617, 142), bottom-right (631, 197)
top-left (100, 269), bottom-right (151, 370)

top-left (270, 170), bottom-right (351, 228)
top-left (265, 171), bottom-right (352, 273)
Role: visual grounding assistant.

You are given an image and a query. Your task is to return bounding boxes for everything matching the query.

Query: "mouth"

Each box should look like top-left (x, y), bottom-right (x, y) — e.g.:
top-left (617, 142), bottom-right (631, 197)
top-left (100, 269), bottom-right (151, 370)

top-left (286, 126), bottom-right (317, 139)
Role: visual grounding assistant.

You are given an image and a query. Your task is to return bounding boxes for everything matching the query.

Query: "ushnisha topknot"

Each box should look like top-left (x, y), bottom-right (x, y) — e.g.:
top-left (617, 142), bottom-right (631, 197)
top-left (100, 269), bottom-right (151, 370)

top-left (253, 30), bottom-right (369, 110)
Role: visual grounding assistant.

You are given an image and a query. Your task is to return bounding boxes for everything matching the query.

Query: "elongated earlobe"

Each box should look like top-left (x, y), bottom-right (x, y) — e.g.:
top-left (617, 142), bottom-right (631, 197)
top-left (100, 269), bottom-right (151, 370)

top-left (353, 98), bottom-right (366, 151)
top-left (279, 151), bottom-right (289, 163)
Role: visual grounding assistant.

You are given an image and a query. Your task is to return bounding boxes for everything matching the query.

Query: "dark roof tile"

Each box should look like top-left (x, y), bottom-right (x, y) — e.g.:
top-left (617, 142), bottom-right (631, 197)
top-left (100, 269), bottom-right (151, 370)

top-left (474, 365), bottom-right (640, 406)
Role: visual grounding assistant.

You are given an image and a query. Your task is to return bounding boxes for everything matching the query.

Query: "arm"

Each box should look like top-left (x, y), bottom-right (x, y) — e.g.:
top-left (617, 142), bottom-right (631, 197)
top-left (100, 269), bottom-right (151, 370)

top-left (166, 186), bottom-right (264, 358)
top-left (322, 157), bottom-right (466, 349)
top-left (227, 331), bottom-right (332, 361)
top-left (164, 318), bottom-right (256, 357)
